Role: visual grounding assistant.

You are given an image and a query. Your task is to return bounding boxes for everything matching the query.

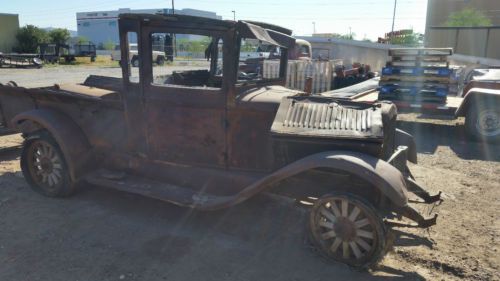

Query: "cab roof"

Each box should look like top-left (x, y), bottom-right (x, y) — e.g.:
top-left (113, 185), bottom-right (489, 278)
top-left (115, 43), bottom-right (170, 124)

top-left (118, 13), bottom-right (293, 36)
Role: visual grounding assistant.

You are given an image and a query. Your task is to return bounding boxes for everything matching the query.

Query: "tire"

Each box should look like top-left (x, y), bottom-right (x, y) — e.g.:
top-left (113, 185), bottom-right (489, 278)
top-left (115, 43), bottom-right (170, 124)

top-left (156, 56), bottom-right (165, 66)
top-left (308, 192), bottom-right (388, 268)
top-left (465, 101), bottom-right (500, 142)
top-left (20, 131), bottom-right (77, 197)
top-left (90, 56), bottom-right (96, 62)
top-left (131, 56), bottom-right (139, 67)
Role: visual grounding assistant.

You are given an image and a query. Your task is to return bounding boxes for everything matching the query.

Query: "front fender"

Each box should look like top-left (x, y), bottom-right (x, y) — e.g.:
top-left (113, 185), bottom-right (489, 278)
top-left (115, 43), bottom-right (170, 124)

top-left (394, 129), bottom-right (417, 164)
top-left (12, 109), bottom-right (92, 181)
top-left (217, 151), bottom-right (409, 210)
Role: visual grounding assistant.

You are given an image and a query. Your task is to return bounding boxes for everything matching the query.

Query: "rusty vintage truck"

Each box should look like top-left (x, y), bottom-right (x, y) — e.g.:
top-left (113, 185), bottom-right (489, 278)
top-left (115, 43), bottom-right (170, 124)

top-left (0, 14), bottom-right (441, 268)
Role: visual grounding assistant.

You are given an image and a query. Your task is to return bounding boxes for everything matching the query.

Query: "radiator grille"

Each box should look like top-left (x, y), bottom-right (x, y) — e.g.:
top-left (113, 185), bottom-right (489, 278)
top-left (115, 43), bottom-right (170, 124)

top-left (271, 97), bottom-right (384, 140)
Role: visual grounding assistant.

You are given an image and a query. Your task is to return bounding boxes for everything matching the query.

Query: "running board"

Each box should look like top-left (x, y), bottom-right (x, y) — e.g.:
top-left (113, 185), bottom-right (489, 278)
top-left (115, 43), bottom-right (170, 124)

top-left (84, 170), bottom-right (234, 210)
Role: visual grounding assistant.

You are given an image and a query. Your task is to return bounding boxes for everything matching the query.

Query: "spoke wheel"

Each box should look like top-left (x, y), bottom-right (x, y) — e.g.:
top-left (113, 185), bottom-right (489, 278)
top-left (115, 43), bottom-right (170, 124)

top-left (309, 192), bottom-right (387, 268)
top-left (21, 131), bottom-right (75, 197)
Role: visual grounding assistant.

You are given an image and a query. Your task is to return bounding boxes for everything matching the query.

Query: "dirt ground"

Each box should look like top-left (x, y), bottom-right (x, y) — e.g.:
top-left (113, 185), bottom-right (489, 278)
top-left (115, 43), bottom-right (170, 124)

top-left (0, 67), bottom-right (499, 280)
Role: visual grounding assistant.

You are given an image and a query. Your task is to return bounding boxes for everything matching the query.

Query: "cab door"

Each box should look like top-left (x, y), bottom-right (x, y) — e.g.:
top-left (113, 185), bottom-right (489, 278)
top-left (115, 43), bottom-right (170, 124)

top-left (141, 29), bottom-right (227, 167)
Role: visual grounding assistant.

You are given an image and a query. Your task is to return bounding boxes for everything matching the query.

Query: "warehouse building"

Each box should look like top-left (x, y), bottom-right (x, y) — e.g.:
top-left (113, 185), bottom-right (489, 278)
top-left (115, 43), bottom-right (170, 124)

top-left (76, 8), bottom-right (222, 46)
top-left (425, 0), bottom-right (500, 59)
top-left (0, 13), bottom-right (19, 53)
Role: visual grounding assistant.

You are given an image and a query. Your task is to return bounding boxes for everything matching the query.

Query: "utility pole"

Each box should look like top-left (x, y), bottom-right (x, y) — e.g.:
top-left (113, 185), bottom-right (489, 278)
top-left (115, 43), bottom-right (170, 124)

top-left (391, 0), bottom-right (397, 40)
top-left (172, 0), bottom-right (175, 14)
top-left (232, 10), bottom-right (235, 21)
top-left (312, 22), bottom-right (316, 35)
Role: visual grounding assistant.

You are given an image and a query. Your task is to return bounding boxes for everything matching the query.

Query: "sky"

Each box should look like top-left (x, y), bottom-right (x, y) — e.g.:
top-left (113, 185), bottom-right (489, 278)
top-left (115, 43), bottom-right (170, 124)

top-left (1, 0), bottom-right (428, 40)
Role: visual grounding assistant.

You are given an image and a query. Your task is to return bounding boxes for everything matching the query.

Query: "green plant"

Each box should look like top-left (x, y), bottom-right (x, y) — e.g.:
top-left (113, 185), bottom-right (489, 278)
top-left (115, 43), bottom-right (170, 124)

top-left (445, 8), bottom-right (492, 27)
top-left (14, 25), bottom-right (49, 53)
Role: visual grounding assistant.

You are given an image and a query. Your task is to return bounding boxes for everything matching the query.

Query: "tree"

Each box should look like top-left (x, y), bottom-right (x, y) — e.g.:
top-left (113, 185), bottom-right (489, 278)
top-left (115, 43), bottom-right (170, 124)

top-left (337, 33), bottom-right (356, 40)
top-left (103, 40), bottom-right (115, 51)
top-left (389, 30), bottom-right (423, 46)
top-left (14, 25), bottom-right (49, 53)
top-left (445, 8), bottom-right (492, 27)
top-left (76, 36), bottom-right (89, 44)
top-left (48, 28), bottom-right (70, 45)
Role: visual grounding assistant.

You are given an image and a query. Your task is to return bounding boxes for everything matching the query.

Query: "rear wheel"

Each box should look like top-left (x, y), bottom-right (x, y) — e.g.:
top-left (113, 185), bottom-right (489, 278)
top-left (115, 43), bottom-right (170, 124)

top-left (21, 131), bottom-right (76, 197)
top-left (466, 102), bottom-right (500, 142)
top-left (156, 56), bottom-right (165, 66)
top-left (309, 192), bottom-right (387, 268)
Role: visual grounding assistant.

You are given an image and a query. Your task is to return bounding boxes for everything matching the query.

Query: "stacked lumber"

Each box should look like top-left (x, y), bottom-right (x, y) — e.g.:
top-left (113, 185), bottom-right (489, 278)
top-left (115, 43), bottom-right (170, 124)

top-left (378, 48), bottom-right (453, 104)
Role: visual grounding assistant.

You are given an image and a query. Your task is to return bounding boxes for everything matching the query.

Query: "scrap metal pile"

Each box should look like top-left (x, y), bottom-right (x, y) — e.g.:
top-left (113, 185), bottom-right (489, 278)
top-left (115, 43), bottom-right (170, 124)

top-left (378, 48), bottom-right (453, 104)
top-left (0, 53), bottom-right (43, 68)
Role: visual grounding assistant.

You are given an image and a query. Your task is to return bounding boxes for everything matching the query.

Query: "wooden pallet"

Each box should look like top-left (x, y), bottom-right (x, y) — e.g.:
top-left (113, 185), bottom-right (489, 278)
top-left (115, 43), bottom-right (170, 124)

top-left (388, 60), bottom-right (449, 68)
top-left (378, 80), bottom-right (450, 89)
top-left (380, 75), bottom-right (450, 83)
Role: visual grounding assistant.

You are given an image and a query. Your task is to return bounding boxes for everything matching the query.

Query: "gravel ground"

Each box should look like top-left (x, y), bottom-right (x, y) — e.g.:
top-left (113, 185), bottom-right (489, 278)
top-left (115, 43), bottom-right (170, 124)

top-left (0, 66), bottom-right (499, 280)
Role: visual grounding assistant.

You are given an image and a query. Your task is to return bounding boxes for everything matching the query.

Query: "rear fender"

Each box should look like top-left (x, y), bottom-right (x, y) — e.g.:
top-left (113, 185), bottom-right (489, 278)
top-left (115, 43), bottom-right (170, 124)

top-left (12, 109), bottom-right (92, 181)
top-left (456, 88), bottom-right (500, 117)
top-left (225, 151), bottom-right (409, 209)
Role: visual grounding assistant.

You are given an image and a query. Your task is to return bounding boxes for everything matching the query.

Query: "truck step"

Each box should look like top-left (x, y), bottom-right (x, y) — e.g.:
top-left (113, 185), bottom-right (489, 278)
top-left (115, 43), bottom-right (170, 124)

top-left (85, 169), bottom-right (233, 209)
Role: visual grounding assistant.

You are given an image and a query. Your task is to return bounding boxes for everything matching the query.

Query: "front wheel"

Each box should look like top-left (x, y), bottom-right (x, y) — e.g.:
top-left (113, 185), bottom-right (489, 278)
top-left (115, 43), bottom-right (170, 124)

top-left (20, 131), bottom-right (76, 197)
top-left (466, 102), bottom-right (500, 142)
top-left (308, 192), bottom-right (388, 268)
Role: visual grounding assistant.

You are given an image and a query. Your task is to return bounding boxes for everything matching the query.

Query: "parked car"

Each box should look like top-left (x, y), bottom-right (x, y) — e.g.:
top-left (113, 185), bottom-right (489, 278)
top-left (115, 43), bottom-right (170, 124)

top-left (111, 43), bottom-right (166, 67)
top-left (0, 14), bottom-right (440, 268)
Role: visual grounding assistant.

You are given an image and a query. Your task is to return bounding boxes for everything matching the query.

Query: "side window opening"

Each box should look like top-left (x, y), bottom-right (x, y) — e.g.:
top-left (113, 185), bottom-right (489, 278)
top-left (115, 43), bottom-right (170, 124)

top-left (150, 32), bottom-right (223, 89)
top-left (238, 38), bottom-right (283, 82)
top-left (125, 31), bottom-right (139, 83)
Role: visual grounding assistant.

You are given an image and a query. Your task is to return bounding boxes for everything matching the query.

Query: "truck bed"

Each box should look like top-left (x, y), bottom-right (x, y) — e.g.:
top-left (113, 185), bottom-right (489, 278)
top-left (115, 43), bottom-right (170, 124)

top-left (0, 76), bottom-right (127, 149)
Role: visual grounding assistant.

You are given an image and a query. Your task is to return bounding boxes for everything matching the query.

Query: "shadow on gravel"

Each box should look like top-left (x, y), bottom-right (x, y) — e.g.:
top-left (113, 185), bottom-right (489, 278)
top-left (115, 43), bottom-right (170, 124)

top-left (0, 147), bottom-right (21, 162)
top-left (0, 177), bottom-right (427, 281)
top-left (397, 120), bottom-right (500, 162)
top-left (392, 229), bottom-right (435, 249)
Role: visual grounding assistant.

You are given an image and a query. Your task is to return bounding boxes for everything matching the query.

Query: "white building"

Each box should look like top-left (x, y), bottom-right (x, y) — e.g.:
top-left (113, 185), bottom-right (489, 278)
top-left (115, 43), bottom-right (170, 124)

top-left (76, 8), bottom-right (222, 47)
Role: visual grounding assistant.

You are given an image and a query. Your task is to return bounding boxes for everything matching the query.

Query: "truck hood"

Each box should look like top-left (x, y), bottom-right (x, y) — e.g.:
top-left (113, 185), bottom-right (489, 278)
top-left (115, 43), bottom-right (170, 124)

top-left (270, 95), bottom-right (387, 142)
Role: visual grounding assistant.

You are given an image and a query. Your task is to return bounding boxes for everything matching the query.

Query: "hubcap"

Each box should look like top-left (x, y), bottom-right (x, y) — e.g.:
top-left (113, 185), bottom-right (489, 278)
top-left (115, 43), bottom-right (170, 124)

top-left (477, 109), bottom-right (500, 137)
top-left (29, 141), bottom-right (63, 190)
top-left (312, 197), bottom-right (377, 262)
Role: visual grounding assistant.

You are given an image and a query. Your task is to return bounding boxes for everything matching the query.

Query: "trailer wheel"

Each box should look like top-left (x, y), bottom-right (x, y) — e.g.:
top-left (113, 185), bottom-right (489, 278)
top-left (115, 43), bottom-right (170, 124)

top-left (466, 103), bottom-right (500, 142)
top-left (309, 192), bottom-right (387, 268)
top-left (156, 56), bottom-right (165, 66)
top-left (131, 56), bottom-right (139, 67)
top-left (21, 131), bottom-right (76, 197)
